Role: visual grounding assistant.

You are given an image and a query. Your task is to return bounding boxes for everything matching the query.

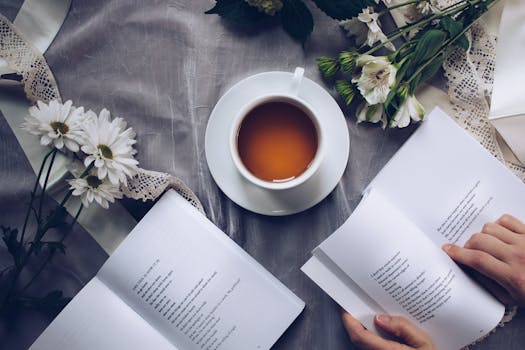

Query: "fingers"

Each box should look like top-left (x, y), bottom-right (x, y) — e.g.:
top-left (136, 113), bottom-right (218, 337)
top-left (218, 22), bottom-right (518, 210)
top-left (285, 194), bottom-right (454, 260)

top-left (497, 214), bottom-right (525, 235)
top-left (443, 244), bottom-right (512, 290)
top-left (481, 222), bottom-right (520, 245)
top-left (464, 232), bottom-right (510, 262)
top-left (374, 315), bottom-right (433, 348)
top-left (342, 312), bottom-right (406, 350)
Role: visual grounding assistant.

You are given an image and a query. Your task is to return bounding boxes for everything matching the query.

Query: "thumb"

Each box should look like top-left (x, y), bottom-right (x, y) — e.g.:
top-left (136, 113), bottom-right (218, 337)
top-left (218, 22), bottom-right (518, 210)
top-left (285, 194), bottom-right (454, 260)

top-left (374, 315), bottom-right (432, 348)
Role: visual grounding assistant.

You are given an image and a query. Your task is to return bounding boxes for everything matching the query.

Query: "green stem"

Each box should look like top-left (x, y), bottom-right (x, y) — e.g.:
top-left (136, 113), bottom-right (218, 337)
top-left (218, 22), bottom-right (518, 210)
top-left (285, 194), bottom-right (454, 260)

top-left (37, 150), bottom-right (58, 226)
top-left (405, 0), bottom-right (500, 84)
top-left (378, 0), bottom-right (422, 16)
top-left (70, 204), bottom-right (83, 228)
top-left (2, 149), bottom-right (59, 310)
top-left (19, 205), bottom-right (83, 294)
top-left (19, 148), bottom-right (56, 252)
top-left (363, 0), bottom-right (482, 56)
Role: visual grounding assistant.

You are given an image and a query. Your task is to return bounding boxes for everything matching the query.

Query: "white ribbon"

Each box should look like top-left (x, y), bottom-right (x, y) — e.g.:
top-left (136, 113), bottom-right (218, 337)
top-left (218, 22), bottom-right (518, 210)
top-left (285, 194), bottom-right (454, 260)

top-left (0, 0), bottom-right (71, 73)
top-left (0, 0), bottom-right (137, 254)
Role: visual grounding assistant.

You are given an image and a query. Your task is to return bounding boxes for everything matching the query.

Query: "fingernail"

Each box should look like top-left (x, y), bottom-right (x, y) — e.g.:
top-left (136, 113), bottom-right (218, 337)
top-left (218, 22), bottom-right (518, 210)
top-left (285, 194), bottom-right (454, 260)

top-left (375, 314), bottom-right (391, 325)
top-left (442, 244), bottom-right (452, 252)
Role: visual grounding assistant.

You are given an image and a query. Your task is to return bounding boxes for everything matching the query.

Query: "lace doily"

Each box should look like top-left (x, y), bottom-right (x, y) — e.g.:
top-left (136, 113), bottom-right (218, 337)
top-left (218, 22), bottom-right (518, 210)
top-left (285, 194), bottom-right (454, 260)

top-left (0, 14), bottom-right (204, 214)
top-left (0, 14), bottom-right (60, 103)
top-left (443, 23), bottom-right (525, 182)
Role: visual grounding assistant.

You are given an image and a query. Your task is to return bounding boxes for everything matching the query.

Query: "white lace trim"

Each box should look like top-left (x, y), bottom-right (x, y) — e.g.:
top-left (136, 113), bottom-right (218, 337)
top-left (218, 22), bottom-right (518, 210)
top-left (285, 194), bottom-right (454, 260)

top-left (0, 14), bottom-right (61, 103)
top-left (0, 14), bottom-right (204, 213)
top-left (443, 23), bottom-right (525, 182)
top-left (122, 168), bottom-right (205, 214)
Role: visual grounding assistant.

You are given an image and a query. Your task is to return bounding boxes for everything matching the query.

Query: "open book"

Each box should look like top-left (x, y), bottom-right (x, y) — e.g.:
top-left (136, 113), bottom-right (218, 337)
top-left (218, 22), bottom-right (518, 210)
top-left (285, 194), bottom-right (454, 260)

top-left (302, 108), bottom-right (525, 350)
top-left (30, 190), bottom-right (304, 350)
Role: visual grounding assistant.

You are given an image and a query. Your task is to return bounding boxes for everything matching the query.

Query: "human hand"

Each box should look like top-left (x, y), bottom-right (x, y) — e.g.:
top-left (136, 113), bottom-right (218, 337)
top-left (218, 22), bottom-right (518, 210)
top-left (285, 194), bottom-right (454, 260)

top-left (443, 214), bottom-right (525, 307)
top-left (342, 312), bottom-right (435, 350)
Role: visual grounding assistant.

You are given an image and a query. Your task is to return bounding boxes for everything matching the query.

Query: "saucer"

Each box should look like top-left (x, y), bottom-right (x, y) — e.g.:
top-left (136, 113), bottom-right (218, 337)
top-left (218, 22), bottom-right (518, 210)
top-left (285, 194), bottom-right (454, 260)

top-left (204, 71), bottom-right (349, 216)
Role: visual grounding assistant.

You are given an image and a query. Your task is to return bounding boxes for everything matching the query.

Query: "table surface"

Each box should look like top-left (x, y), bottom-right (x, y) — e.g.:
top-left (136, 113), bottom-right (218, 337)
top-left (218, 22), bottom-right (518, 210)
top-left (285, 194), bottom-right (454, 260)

top-left (0, 0), bottom-right (524, 349)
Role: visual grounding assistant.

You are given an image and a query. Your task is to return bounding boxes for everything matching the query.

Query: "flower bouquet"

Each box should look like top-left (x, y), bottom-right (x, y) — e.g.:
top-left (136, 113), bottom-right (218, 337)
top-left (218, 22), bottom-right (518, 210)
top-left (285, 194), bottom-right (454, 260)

top-left (1, 100), bottom-right (138, 312)
top-left (319, 0), bottom-right (499, 128)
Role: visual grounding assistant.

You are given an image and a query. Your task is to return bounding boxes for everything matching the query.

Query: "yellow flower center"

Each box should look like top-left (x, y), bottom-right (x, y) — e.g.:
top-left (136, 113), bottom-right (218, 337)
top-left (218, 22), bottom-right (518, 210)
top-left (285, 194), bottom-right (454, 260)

top-left (97, 144), bottom-right (113, 159)
top-left (50, 121), bottom-right (69, 134)
top-left (86, 175), bottom-right (102, 189)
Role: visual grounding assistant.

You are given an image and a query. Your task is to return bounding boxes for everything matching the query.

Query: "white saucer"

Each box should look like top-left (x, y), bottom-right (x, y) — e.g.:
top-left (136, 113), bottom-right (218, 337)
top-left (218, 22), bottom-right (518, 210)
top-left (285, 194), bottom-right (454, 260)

top-left (204, 71), bottom-right (349, 216)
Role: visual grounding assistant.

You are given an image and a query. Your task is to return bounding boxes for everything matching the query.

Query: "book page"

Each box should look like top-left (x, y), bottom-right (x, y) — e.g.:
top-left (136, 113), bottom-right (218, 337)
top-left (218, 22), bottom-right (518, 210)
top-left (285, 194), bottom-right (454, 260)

top-left (317, 189), bottom-right (504, 350)
top-left (301, 249), bottom-right (386, 334)
top-left (97, 190), bottom-right (304, 350)
top-left (29, 278), bottom-right (176, 350)
top-left (369, 107), bottom-right (525, 247)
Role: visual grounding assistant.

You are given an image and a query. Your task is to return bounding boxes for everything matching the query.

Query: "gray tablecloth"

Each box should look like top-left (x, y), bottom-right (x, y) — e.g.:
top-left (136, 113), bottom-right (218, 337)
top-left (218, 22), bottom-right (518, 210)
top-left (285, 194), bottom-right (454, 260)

top-left (0, 0), bottom-right (524, 349)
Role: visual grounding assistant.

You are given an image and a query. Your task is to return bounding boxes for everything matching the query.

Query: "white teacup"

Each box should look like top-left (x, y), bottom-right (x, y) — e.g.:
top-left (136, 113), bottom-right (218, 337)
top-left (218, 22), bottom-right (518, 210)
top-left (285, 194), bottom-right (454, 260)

top-left (229, 67), bottom-right (325, 191)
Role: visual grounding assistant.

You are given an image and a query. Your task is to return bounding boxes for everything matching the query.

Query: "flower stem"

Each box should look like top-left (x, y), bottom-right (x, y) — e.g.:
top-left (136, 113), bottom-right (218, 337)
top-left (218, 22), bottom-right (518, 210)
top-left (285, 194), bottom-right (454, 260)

top-left (378, 0), bottom-right (422, 16)
top-left (36, 150), bottom-right (58, 226)
top-left (19, 148), bottom-right (56, 253)
top-left (1, 148), bottom-right (60, 310)
top-left (19, 204), bottom-right (83, 295)
top-left (405, 0), bottom-right (500, 85)
top-left (363, 0), bottom-right (483, 56)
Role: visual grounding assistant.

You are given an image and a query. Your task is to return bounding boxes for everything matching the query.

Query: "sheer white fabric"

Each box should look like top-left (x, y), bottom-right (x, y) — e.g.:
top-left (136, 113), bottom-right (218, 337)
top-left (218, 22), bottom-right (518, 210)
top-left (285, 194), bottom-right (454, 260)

top-left (0, 14), bottom-right (204, 214)
top-left (0, 5), bottom-right (520, 338)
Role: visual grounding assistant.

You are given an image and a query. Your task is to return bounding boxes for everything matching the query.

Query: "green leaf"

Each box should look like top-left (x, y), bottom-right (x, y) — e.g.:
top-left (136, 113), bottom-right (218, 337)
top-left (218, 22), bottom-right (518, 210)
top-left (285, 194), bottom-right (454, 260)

top-left (384, 86), bottom-right (398, 110)
top-left (281, 0), bottom-right (314, 44)
top-left (395, 59), bottom-right (411, 84)
top-left (441, 16), bottom-right (462, 37)
top-left (2, 226), bottom-right (21, 266)
top-left (408, 75), bottom-right (420, 96)
top-left (205, 0), bottom-right (268, 26)
top-left (411, 29), bottom-right (447, 66)
top-left (46, 206), bottom-right (68, 229)
top-left (311, 0), bottom-right (375, 20)
top-left (418, 54), bottom-right (445, 87)
top-left (440, 16), bottom-right (469, 51)
top-left (454, 34), bottom-right (470, 51)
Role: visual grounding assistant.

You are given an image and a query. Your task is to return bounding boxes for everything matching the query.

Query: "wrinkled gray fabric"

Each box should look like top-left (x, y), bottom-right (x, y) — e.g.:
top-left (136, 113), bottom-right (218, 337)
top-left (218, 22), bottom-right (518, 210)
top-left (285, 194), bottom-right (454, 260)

top-left (0, 0), bottom-right (524, 349)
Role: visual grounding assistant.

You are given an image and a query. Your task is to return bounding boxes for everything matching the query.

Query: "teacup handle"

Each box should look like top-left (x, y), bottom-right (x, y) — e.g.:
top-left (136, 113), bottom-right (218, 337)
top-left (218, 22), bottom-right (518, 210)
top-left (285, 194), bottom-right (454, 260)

top-left (289, 67), bottom-right (305, 97)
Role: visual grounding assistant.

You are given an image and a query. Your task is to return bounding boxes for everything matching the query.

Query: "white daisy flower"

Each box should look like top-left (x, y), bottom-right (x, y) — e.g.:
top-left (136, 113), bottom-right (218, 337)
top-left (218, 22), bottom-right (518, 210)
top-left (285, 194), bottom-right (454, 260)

top-left (21, 100), bottom-right (85, 152)
top-left (68, 174), bottom-right (123, 209)
top-left (357, 7), bottom-right (396, 51)
top-left (391, 94), bottom-right (425, 128)
top-left (353, 55), bottom-right (397, 105)
top-left (81, 108), bottom-right (138, 185)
